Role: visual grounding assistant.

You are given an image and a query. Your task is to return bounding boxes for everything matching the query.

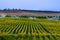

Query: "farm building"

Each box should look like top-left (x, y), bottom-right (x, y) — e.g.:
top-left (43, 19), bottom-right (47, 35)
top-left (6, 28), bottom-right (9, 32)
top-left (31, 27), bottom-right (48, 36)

top-left (0, 9), bottom-right (60, 20)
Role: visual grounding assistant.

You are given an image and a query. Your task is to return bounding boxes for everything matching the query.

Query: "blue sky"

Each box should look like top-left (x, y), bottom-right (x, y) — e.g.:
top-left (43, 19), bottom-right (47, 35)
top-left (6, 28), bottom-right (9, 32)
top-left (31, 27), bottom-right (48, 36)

top-left (0, 0), bottom-right (60, 11)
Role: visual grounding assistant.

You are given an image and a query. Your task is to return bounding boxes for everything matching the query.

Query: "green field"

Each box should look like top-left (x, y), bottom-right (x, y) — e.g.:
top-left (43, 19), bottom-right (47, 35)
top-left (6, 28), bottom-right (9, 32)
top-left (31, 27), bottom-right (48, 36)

top-left (0, 17), bottom-right (60, 40)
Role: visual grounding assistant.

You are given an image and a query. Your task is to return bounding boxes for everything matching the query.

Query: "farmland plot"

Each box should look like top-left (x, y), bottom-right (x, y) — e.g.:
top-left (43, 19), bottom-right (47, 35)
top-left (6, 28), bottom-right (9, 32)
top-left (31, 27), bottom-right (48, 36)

top-left (0, 17), bottom-right (60, 40)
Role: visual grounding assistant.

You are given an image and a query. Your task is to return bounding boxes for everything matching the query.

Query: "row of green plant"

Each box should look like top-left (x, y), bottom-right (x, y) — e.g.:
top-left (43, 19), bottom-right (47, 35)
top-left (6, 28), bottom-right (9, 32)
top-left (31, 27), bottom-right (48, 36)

top-left (0, 18), bottom-right (60, 40)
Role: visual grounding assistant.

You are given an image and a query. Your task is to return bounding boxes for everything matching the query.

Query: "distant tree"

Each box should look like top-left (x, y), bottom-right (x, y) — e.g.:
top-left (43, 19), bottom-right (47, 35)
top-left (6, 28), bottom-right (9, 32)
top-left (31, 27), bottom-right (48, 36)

top-left (8, 8), bottom-right (11, 11)
top-left (18, 9), bottom-right (21, 11)
top-left (0, 9), bottom-right (2, 11)
top-left (4, 9), bottom-right (7, 11)
top-left (15, 9), bottom-right (17, 11)
top-left (12, 8), bottom-right (15, 11)
top-left (0, 9), bottom-right (2, 12)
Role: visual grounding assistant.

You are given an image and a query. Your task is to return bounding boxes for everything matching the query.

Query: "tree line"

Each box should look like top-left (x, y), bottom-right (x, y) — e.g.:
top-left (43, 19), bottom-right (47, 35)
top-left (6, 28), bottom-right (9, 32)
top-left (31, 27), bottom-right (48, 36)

top-left (0, 9), bottom-right (59, 13)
